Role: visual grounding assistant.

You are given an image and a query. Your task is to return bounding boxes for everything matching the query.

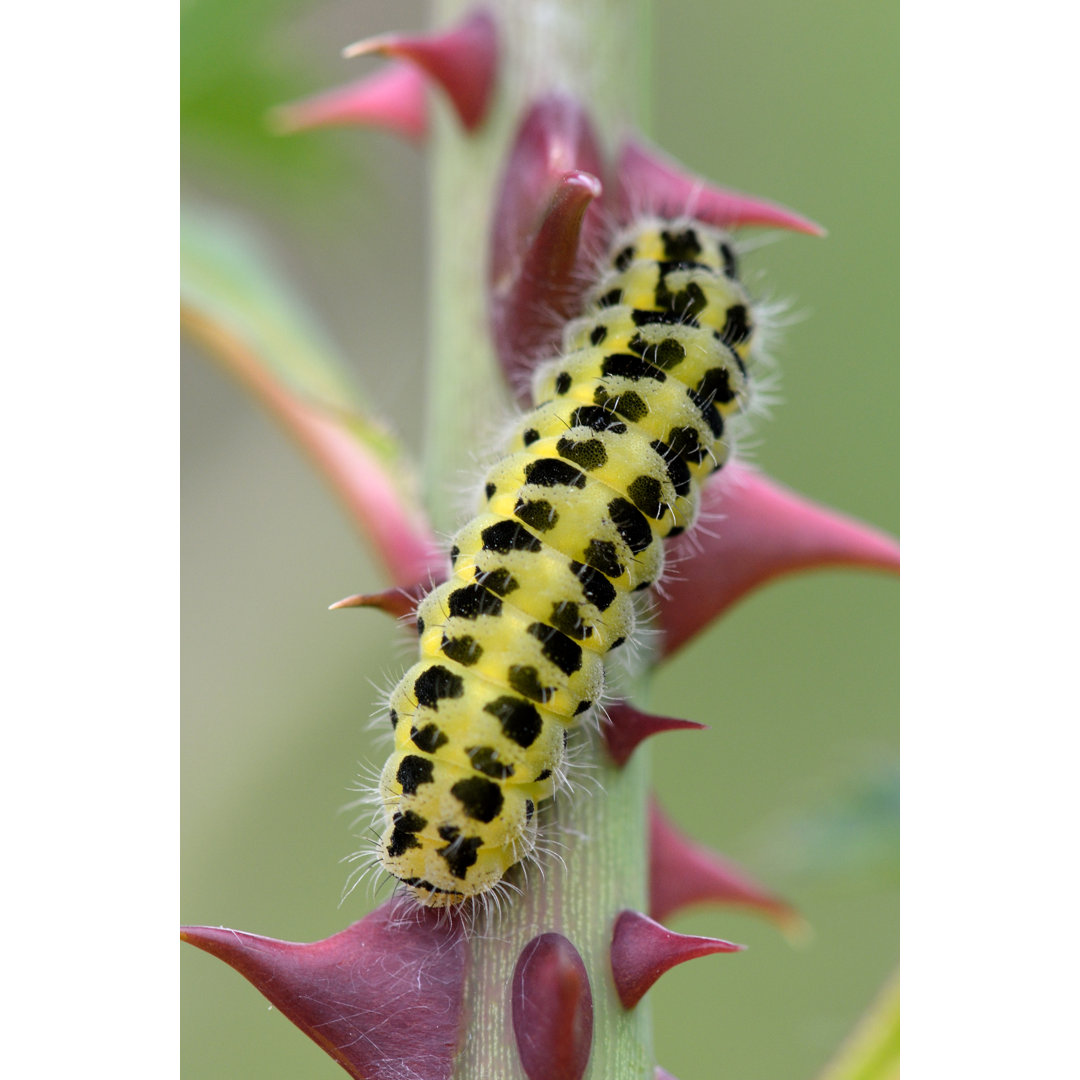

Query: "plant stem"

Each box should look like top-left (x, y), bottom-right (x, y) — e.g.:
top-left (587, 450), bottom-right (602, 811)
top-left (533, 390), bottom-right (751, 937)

top-left (424, 0), bottom-right (651, 531)
top-left (424, 2), bottom-right (656, 1077)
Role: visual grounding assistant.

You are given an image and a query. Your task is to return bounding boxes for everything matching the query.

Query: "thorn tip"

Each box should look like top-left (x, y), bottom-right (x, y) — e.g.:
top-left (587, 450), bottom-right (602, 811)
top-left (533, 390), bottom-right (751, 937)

top-left (602, 701), bottom-right (707, 768)
top-left (649, 798), bottom-right (803, 930)
top-left (326, 583), bottom-right (428, 620)
top-left (341, 11), bottom-right (496, 131)
top-left (610, 910), bottom-right (743, 1010)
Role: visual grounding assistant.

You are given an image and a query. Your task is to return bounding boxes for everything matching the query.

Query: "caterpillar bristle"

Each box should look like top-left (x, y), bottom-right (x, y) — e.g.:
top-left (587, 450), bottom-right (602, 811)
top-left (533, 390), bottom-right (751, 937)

top-left (339, 837), bottom-right (394, 908)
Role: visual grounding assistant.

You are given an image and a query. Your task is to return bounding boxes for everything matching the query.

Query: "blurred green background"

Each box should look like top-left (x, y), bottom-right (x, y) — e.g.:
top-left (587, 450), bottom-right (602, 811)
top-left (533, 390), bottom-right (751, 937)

top-left (181, 1), bottom-right (898, 1077)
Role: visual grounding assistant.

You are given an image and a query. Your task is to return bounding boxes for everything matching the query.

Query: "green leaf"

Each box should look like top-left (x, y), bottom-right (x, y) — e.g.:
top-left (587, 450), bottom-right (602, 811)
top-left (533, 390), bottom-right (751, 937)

top-left (816, 971), bottom-right (899, 1080)
top-left (181, 206), bottom-right (438, 585)
top-left (181, 209), bottom-right (359, 410)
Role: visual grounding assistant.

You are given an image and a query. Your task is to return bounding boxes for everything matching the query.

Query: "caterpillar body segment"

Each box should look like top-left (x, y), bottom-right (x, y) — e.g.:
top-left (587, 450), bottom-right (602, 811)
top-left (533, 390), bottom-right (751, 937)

top-left (376, 219), bottom-right (758, 906)
top-left (416, 579), bottom-right (607, 718)
top-left (449, 527), bottom-right (637, 654)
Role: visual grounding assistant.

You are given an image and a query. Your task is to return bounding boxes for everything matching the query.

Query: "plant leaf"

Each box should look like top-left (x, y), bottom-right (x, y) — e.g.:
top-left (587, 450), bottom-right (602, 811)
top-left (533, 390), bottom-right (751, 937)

top-left (181, 208), bottom-right (441, 585)
top-left (815, 971), bottom-right (899, 1080)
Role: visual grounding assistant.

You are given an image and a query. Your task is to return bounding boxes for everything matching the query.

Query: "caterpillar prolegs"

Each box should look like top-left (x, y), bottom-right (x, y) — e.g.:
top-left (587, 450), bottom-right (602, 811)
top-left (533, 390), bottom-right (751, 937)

top-left (377, 218), bottom-right (755, 906)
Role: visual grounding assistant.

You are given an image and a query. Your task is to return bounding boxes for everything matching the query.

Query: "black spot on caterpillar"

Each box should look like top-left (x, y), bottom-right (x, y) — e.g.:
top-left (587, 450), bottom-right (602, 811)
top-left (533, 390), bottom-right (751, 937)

top-left (377, 219), bottom-right (755, 905)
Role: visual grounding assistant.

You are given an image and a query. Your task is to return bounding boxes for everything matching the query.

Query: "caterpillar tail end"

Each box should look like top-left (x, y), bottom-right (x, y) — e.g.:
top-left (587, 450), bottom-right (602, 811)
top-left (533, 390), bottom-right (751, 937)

top-left (375, 750), bottom-right (543, 908)
top-left (377, 826), bottom-right (528, 909)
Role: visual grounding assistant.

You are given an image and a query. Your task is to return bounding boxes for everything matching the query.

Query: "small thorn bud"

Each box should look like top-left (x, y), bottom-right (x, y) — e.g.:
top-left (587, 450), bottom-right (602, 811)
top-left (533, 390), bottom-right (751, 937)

top-left (328, 582), bottom-right (428, 622)
top-left (343, 9), bottom-right (497, 131)
top-left (512, 933), bottom-right (594, 1080)
top-left (342, 36), bottom-right (393, 60)
top-left (602, 701), bottom-right (707, 768)
top-left (610, 910), bottom-right (744, 1010)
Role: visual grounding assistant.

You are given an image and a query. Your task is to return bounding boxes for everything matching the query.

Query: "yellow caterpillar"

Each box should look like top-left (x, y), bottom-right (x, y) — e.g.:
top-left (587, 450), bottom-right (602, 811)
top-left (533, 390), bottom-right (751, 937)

top-left (376, 217), bottom-right (755, 905)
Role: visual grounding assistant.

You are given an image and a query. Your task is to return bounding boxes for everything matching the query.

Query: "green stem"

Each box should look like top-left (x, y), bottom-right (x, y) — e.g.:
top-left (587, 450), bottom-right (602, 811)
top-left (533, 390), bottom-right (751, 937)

top-left (424, 0), bottom-right (651, 530)
top-left (423, 2), bottom-right (656, 1077)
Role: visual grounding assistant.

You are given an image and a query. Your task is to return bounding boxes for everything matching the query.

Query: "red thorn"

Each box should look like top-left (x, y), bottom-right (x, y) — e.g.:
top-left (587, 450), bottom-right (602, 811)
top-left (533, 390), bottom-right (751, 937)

top-left (658, 464), bottom-right (900, 659)
top-left (610, 910), bottom-right (744, 1010)
top-left (490, 95), bottom-right (606, 284)
top-left (268, 63), bottom-right (428, 142)
top-left (343, 10), bottom-right (497, 132)
top-left (601, 701), bottom-right (707, 768)
top-left (328, 581), bottom-right (430, 622)
top-left (512, 933), bottom-right (594, 1080)
top-left (494, 169), bottom-right (603, 396)
top-left (649, 798), bottom-right (805, 936)
top-left (615, 138), bottom-right (826, 236)
top-left (490, 95), bottom-right (607, 401)
top-left (181, 901), bottom-right (468, 1080)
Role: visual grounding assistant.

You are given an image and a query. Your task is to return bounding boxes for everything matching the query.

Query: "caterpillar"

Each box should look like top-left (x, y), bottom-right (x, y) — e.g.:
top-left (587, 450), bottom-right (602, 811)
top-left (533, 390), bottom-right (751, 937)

top-left (376, 216), bottom-right (755, 906)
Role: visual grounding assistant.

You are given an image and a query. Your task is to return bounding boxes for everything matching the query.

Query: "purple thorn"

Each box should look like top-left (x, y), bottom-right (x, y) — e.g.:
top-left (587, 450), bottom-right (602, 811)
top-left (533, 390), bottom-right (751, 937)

top-left (649, 797), bottom-right (805, 936)
top-left (343, 9), bottom-right (497, 132)
top-left (615, 137), bottom-right (826, 236)
top-left (610, 910), bottom-right (745, 1010)
top-left (328, 580), bottom-right (431, 623)
top-left (491, 96), bottom-right (606, 287)
top-left (490, 95), bottom-right (607, 400)
top-left (268, 62), bottom-right (429, 142)
top-left (657, 464), bottom-right (900, 659)
top-left (656, 1069), bottom-right (681, 1080)
top-left (512, 933), bottom-right (594, 1080)
top-left (601, 701), bottom-right (708, 768)
top-left (493, 169), bottom-right (603, 398)
top-left (181, 901), bottom-right (469, 1080)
